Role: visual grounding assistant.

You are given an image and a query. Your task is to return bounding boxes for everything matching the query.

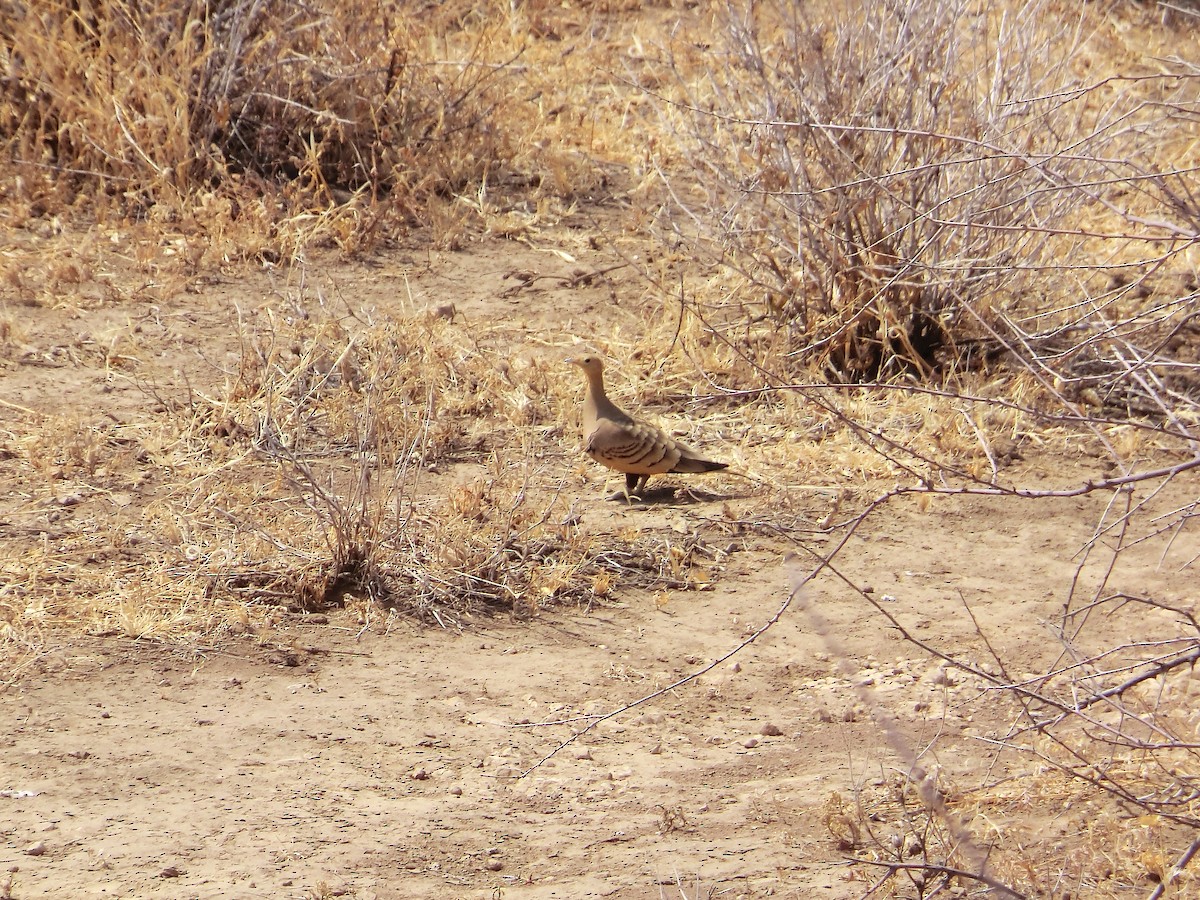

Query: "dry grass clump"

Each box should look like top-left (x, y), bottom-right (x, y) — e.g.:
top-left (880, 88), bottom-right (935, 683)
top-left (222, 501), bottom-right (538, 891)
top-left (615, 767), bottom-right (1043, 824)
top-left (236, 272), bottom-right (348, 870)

top-left (0, 0), bottom-right (669, 267)
top-left (820, 772), bottom-right (1043, 898)
top-left (181, 308), bottom-right (747, 621)
top-left (145, 307), bottom-right (563, 619)
top-left (0, 0), bottom-right (665, 305)
top-left (959, 751), bottom-right (1200, 897)
top-left (827, 759), bottom-right (1199, 898)
top-left (0, 0), bottom-right (535, 258)
top-left (0, 294), bottom-right (749, 682)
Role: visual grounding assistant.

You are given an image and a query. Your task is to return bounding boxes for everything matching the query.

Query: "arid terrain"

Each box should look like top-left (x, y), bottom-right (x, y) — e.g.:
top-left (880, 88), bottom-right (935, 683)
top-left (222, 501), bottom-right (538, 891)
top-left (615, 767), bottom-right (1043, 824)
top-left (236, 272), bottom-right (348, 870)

top-left (2, 1), bottom-right (1199, 898)
top-left (3, 238), bottom-right (1197, 899)
top-left (2, 495), bottom-right (1189, 900)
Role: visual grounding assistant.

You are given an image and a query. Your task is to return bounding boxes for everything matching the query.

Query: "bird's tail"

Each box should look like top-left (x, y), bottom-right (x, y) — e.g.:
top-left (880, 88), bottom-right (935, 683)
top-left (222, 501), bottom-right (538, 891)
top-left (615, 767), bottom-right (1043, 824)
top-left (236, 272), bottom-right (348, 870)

top-left (671, 458), bottom-right (729, 475)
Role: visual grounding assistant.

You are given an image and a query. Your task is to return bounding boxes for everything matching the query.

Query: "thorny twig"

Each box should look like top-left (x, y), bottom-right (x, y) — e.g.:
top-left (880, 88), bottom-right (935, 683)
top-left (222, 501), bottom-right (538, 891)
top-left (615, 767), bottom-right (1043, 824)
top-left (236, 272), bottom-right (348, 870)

top-left (852, 858), bottom-right (1029, 900)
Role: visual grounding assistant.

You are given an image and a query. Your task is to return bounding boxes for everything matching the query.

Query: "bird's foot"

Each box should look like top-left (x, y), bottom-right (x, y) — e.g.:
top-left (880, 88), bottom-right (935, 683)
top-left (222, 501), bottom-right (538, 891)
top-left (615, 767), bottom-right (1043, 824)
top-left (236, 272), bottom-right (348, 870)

top-left (607, 489), bottom-right (644, 503)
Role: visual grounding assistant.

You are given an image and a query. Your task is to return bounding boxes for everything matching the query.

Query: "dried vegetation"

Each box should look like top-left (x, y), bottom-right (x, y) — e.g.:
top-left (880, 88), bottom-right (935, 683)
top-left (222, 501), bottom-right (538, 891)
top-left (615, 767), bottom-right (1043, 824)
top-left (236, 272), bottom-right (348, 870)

top-left (647, 0), bottom-right (1200, 393)
top-left (1, 0), bottom-right (519, 254)
top-left (2, 295), bottom-right (742, 663)
top-left (2, 0), bottom-right (1200, 895)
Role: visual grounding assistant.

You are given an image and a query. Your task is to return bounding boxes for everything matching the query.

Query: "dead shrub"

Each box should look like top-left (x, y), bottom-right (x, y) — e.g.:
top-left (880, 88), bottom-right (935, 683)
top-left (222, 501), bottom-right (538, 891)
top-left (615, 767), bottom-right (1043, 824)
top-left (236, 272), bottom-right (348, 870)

top-left (0, 0), bottom-right (521, 251)
top-left (646, 0), bottom-right (1199, 396)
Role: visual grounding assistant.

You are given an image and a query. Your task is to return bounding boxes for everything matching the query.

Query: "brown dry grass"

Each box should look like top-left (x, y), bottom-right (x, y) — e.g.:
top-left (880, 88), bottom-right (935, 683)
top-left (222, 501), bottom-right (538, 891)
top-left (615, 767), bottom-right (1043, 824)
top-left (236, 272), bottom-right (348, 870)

top-left (2, 0), bottom-right (520, 246)
top-left (0, 300), bottom-right (747, 647)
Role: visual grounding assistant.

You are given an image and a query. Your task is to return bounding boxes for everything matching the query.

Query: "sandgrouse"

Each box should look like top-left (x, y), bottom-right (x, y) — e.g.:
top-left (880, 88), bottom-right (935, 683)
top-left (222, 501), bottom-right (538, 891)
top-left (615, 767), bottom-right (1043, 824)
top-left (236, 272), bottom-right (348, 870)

top-left (566, 355), bottom-right (728, 500)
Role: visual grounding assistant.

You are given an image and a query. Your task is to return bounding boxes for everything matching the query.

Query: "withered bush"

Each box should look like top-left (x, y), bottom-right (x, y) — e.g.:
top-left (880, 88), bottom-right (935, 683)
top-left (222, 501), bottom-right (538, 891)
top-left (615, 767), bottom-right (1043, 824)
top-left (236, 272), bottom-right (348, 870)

top-left (650, 0), bottom-right (1199, 392)
top-left (0, 0), bottom-right (516, 231)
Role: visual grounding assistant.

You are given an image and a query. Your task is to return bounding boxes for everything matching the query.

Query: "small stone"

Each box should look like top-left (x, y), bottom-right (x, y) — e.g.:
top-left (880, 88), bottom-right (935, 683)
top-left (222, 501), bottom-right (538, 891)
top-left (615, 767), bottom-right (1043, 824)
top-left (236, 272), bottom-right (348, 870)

top-left (728, 661), bottom-right (741, 673)
top-left (742, 737), bottom-right (759, 749)
top-left (572, 748), bottom-right (593, 761)
top-left (410, 768), bottom-right (429, 781)
top-left (24, 842), bottom-right (46, 856)
top-left (485, 859), bottom-right (503, 872)
top-left (816, 707), bottom-right (835, 724)
top-left (930, 666), bottom-right (954, 686)
top-left (610, 766), bottom-right (634, 780)
top-left (759, 723), bottom-right (783, 736)
top-left (448, 785), bottom-right (463, 796)
top-left (159, 866), bottom-right (182, 878)
top-left (633, 711), bottom-right (664, 726)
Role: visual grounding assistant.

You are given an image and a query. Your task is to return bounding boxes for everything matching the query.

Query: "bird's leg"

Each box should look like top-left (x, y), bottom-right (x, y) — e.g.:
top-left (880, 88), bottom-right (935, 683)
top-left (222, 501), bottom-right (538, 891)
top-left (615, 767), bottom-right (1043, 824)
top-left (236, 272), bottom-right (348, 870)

top-left (625, 472), bottom-right (641, 502)
top-left (625, 473), bottom-right (653, 502)
top-left (608, 474), bottom-right (648, 503)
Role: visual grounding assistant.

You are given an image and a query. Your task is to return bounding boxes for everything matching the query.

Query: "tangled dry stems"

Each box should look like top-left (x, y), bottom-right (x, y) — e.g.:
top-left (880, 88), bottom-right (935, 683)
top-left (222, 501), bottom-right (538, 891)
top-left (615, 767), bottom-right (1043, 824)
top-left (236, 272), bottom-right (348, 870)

top-left (7, 0), bottom-right (485, 187)
top-left (0, 0), bottom-right (605, 262)
top-left (645, 0), bottom-right (1199, 411)
top-left (643, 13), bottom-right (1200, 876)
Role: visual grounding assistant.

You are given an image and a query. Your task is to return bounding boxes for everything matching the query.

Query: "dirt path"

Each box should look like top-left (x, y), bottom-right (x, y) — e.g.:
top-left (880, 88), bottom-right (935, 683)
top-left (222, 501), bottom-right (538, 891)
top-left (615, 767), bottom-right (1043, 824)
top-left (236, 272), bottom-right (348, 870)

top-left (0, 546), bottom-right (925, 900)
top-left (5, 469), bottom-right (1191, 898)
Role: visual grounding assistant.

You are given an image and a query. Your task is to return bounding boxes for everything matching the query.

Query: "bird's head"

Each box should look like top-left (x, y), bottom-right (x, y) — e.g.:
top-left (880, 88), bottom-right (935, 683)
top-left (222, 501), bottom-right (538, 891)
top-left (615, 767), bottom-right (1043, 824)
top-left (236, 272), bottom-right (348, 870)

top-left (565, 354), bottom-right (604, 377)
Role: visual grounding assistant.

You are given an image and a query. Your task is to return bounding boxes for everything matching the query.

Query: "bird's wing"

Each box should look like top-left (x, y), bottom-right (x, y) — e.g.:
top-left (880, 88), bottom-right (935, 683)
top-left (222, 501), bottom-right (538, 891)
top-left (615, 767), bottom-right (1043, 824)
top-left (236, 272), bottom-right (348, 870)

top-left (585, 417), bottom-right (684, 476)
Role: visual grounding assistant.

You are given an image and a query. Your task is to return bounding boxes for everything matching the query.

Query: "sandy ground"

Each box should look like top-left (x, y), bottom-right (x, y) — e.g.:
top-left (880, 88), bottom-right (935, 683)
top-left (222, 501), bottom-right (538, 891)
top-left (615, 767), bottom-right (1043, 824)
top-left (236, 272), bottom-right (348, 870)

top-left (2, 235), bottom-right (1196, 899)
